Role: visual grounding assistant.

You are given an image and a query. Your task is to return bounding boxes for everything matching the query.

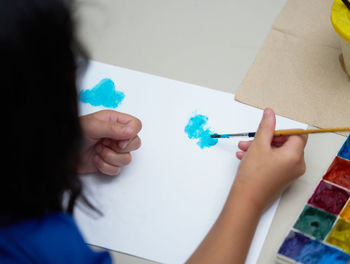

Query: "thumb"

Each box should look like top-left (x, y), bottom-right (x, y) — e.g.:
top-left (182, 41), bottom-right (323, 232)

top-left (88, 118), bottom-right (137, 141)
top-left (254, 108), bottom-right (276, 146)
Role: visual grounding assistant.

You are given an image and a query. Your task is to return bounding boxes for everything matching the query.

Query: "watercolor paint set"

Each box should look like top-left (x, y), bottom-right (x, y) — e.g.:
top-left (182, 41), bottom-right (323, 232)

top-left (277, 136), bottom-right (350, 264)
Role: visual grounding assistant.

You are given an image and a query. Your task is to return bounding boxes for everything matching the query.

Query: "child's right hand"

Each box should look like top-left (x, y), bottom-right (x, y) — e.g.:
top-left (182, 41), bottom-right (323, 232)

top-left (233, 108), bottom-right (308, 212)
top-left (187, 108), bottom-right (308, 264)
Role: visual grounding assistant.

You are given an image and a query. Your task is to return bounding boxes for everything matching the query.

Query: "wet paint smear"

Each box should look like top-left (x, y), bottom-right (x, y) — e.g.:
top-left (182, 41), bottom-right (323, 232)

top-left (278, 231), bottom-right (350, 264)
top-left (184, 114), bottom-right (218, 149)
top-left (79, 78), bottom-right (125, 108)
top-left (307, 180), bottom-right (349, 215)
top-left (323, 156), bottom-right (350, 190)
top-left (293, 205), bottom-right (337, 240)
top-left (340, 201), bottom-right (350, 221)
top-left (338, 136), bottom-right (350, 161)
top-left (326, 218), bottom-right (350, 254)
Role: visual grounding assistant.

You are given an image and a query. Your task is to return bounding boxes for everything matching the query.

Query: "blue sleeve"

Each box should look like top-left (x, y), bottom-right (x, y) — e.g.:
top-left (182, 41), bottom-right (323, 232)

top-left (0, 213), bottom-right (112, 264)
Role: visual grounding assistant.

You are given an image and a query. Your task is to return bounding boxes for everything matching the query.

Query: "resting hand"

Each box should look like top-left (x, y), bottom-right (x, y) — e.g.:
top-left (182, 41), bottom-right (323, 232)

top-left (233, 108), bottom-right (308, 211)
top-left (78, 110), bottom-right (142, 176)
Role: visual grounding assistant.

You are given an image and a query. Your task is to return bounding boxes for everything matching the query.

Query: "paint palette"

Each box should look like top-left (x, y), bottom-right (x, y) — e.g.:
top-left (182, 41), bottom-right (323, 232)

top-left (277, 136), bottom-right (350, 264)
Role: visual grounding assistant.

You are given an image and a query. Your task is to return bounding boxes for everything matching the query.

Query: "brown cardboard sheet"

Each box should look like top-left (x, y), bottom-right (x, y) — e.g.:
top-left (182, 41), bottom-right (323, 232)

top-left (235, 0), bottom-right (349, 136)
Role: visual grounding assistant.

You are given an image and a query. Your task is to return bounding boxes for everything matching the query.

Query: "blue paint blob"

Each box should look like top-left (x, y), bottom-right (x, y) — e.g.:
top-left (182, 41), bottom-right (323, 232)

top-left (79, 78), bottom-right (125, 108)
top-left (338, 136), bottom-right (350, 161)
top-left (184, 114), bottom-right (218, 149)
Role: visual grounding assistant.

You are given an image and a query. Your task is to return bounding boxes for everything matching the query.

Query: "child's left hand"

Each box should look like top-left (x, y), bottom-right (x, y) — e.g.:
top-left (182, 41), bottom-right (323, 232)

top-left (77, 110), bottom-right (142, 176)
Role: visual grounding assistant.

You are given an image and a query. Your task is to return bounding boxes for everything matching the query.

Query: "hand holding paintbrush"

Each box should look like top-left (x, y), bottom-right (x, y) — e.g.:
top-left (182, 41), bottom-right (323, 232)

top-left (189, 108), bottom-right (309, 263)
top-left (211, 127), bottom-right (350, 139)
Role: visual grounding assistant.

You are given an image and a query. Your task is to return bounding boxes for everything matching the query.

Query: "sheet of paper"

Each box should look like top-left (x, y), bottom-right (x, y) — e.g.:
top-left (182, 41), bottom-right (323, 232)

top-left (75, 61), bottom-right (307, 264)
top-left (235, 0), bottom-right (350, 137)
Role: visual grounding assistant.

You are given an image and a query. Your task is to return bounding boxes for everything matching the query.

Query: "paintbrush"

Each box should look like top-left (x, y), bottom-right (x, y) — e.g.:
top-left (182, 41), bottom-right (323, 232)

top-left (210, 127), bottom-right (350, 138)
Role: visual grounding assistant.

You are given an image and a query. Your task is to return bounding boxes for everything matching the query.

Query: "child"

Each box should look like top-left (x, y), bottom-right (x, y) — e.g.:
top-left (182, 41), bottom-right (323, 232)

top-left (0, 0), bottom-right (307, 263)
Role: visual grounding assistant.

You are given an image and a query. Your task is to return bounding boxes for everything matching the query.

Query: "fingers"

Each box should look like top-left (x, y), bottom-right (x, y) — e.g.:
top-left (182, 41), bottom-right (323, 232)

top-left (236, 140), bottom-right (252, 159)
top-left (93, 136), bottom-right (142, 176)
top-left (94, 144), bottom-right (134, 176)
top-left (282, 133), bottom-right (308, 153)
top-left (271, 135), bottom-right (289, 148)
top-left (93, 155), bottom-right (121, 176)
top-left (102, 136), bottom-right (141, 153)
top-left (238, 140), bottom-right (252, 151)
top-left (254, 108), bottom-right (276, 147)
top-left (79, 111), bottom-right (143, 176)
top-left (275, 133), bottom-right (308, 177)
top-left (236, 135), bottom-right (289, 159)
top-left (96, 144), bottom-right (132, 167)
top-left (82, 110), bottom-right (142, 141)
top-left (112, 115), bottom-right (142, 140)
top-left (101, 110), bottom-right (142, 135)
top-left (239, 136), bottom-right (288, 151)
top-left (236, 151), bottom-right (245, 160)
top-left (94, 117), bottom-right (142, 141)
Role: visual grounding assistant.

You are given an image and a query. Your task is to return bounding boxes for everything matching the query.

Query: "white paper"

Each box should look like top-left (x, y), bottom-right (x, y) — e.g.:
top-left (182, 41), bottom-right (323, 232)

top-left (75, 61), bottom-right (307, 264)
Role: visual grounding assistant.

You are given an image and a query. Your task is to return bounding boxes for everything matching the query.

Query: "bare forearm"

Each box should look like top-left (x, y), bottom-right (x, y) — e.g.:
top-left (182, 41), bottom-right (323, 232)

top-left (187, 186), bottom-right (263, 264)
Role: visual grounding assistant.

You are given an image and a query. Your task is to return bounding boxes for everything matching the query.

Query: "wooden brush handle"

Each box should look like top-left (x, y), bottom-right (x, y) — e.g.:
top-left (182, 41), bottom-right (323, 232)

top-left (274, 127), bottom-right (350, 136)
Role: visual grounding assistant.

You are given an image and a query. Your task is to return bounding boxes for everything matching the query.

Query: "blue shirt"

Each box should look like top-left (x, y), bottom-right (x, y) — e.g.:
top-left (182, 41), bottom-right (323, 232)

top-left (0, 213), bottom-right (112, 264)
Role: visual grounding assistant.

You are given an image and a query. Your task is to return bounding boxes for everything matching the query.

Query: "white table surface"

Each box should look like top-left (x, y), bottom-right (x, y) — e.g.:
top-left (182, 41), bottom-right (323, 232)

top-left (76, 0), bottom-right (346, 263)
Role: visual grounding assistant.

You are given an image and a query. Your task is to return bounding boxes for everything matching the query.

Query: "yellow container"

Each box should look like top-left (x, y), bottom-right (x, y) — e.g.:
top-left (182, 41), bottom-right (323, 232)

top-left (331, 0), bottom-right (350, 75)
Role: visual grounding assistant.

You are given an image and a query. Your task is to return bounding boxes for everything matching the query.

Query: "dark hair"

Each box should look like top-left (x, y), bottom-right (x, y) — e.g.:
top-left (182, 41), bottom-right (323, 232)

top-left (1, 0), bottom-right (88, 224)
